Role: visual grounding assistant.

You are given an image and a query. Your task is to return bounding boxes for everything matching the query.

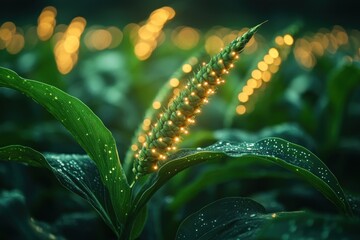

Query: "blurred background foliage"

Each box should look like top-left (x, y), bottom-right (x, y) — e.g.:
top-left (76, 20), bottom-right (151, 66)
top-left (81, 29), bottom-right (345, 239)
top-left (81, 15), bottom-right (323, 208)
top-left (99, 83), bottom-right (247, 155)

top-left (1, 0), bottom-right (359, 239)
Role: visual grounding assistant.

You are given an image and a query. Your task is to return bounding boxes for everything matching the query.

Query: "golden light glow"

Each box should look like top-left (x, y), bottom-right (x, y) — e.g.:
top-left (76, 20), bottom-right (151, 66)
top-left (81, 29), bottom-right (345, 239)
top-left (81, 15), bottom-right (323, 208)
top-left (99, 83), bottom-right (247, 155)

top-left (138, 135), bottom-right (146, 143)
top-left (0, 21), bottom-right (25, 54)
top-left (205, 35), bottom-right (224, 55)
top-left (251, 69), bottom-right (262, 80)
top-left (257, 61), bottom-right (268, 71)
top-left (236, 31), bottom-right (295, 115)
top-left (269, 48), bottom-right (279, 58)
top-left (131, 144), bottom-right (139, 151)
top-left (238, 92), bottom-right (249, 103)
top-left (236, 105), bottom-right (246, 115)
top-left (134, 6), bottom-right (175, 60)
top-left (263, 54), bottom-right (274, 64)
top-left (37, 6), bottom-right (57, 41)
top-left (143, 118), bottom-right (151, 127)
top-left (275, 36), bottom-right (284, 46)
top-left (84, 29), bottom-right (113, 50)
top-left (283, 34), bottom-right (294, 46)
top-left (261, 70), bottom-right (272, 82)
top-left (172, 26), bottom-right (200, 50)
top-left (182, 63), bottom-right (192, 73)
top-left (247, 78), bottom-right (257, 88)
top-left (152, 101), bottom-right (161, 109)
top-left (54, 17), bottom-right (86, 74)
top-left (169, 78), bottom-right (180, 87)
top-left (6, 33), bottom-right (24, 54)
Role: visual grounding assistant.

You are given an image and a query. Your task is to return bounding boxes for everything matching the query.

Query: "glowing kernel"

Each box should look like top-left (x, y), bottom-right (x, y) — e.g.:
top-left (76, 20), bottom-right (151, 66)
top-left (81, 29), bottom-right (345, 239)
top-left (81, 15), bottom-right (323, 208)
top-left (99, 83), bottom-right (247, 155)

top-left (138, 135), bottom-right (146, 143)
top-left (131, 144), bottom-right (138, 151)
top-left (182, 63), bottom-right (192, 73)
top-left (168, 120), bottom-right (173, 125)
top-left (175, 137), bottom-right (180, 142)
top-left (153, 165), bottom-right (158, 170)
top-left (143, 118), bottom-right (151, 126)
top-left (152, 101), bottom-right (161, 109)
top-left (169, 78), bottom-right (179, 87)
top-left (151, 149), bottom-right (156, 153)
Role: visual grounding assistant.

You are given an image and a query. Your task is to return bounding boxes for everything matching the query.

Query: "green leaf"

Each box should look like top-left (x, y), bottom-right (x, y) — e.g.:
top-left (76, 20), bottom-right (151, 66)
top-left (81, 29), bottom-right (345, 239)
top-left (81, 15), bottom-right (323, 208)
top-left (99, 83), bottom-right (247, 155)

top-left (176, 197), bottom-right (360, 240)
top-left (0, 145), bottom-right (119, 236)
top-left (0, 67), bottom-right (130, 229)
top-left (326, 63), bottom-right (360, 147)
top-left (176, 197), bottom-right (267, 239)
top-left (168, 158), bottom-right (293, 211)
top-left (133, 137), bottom-right (351, 219)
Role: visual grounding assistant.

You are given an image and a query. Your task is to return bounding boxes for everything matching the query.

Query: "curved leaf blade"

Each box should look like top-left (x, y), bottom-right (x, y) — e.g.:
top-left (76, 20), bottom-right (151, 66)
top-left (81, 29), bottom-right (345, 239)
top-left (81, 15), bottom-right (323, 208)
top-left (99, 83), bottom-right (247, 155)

top-left (133, 137), bottom-right (351, 217)
top-left (176, 197), bottom-right (266, 240)
top-left (0, 67), bottom-right (130, 226)
top-left (176, 197), bottom-right (360, 240)
top-left (0, 145), bottom-right (119, 237)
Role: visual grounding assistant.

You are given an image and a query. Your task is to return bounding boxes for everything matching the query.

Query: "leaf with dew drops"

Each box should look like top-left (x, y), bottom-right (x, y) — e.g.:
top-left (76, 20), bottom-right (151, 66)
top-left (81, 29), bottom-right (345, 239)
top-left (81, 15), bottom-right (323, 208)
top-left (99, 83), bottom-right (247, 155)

top-left (132, 137), bottom-right (352, 219)
top-left (0, 67), bottom-right (130, 234)
top-left (0, 145), bottom-right (120, 237)
top-left (176, 197), bottom-right (360, 240)
top-left (176, 197), bottom-right (266, 240)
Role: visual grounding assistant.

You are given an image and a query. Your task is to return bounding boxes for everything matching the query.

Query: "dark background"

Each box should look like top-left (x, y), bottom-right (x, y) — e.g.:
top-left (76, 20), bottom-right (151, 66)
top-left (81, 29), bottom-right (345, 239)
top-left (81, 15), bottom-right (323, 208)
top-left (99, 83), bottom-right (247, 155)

top-left (1, 0), bottom-right (359, 32)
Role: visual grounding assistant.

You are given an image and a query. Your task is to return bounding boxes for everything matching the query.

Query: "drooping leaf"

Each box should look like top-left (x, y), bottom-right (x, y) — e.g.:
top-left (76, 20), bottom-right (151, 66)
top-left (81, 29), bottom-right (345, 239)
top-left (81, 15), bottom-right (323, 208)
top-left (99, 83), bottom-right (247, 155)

top-left (176, 197), bottom-right (360, 240)
top-left (0, 67), bottom-right (130, 228)
top-left (0, 145), bottom-right (119, 236)
top-left (133, 137), bottom-right (351, 219)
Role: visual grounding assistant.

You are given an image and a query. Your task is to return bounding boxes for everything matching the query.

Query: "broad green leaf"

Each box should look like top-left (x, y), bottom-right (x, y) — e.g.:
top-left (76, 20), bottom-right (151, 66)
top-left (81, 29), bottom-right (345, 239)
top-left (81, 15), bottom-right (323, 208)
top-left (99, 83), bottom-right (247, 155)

top-left (176, 197), bottom-right (360, 240)
top-left (0, 67), bottom-right (130, 228)
top-left (0, 145), bottom-right (119, 236)
top-left (133, 137), bottom-right (351, 219)
top-left (168, 158), bottom-right (293, 211)
top-left (176, 197), bottom-right (267, 239)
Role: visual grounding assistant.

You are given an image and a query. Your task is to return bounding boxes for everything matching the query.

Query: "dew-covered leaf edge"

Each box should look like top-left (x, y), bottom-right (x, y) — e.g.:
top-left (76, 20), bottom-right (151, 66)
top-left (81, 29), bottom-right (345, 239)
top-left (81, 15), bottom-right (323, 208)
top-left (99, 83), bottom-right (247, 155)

top-left (0, 145), bottom-right (120, 237)
top-left (0, 66), bottom-right (131, 227)
top-left (176, 196), bottom-right (360, 240)
top-left (132, 137), bottom-right (352, 220)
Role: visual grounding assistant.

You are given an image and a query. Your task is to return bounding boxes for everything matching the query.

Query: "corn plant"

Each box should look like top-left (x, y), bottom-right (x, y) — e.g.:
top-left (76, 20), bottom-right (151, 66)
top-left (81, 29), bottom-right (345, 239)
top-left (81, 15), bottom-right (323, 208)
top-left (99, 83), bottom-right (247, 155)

top-left (0, 22), bottom-right (358, 239)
